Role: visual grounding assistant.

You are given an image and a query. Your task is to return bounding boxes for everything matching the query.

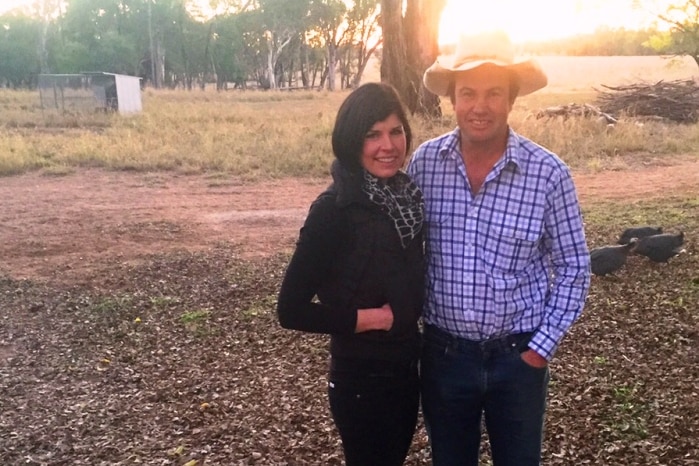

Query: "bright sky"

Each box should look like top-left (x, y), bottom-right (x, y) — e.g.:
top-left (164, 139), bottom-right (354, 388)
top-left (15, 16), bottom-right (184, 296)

top-left (0, 0), bottom-right (32, 14)
top-left (0, 0), bottom-right (22, 14)
top-left (439, 0), bottom-right (666, 45)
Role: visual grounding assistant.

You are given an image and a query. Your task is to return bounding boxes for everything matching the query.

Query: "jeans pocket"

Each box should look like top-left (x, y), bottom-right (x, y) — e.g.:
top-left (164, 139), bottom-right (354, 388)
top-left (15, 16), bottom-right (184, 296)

top-left (515, 351), bottom-right (549, 376)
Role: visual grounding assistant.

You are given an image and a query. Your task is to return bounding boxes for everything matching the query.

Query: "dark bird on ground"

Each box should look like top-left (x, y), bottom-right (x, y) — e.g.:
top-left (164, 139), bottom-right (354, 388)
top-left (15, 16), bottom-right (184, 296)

top-left (633, 231), bottom-right (685, 263)
top-left (590, 239), bottom-right (637, 276)
top-left (618, 226), bottom-right (663, 245)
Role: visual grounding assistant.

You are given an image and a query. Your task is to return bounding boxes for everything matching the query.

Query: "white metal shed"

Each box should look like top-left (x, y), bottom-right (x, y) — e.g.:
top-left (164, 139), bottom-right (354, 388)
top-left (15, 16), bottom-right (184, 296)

top-left (39, 72), bottom-right (143, 115)
top-left (84, 72), bottom-right (142, 114)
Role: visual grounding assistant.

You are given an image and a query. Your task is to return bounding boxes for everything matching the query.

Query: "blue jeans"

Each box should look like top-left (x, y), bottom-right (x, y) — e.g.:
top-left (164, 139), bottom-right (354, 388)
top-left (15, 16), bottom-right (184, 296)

top-left (328, 357), bottom-right (420, 466)
top-left (421, 324), bottom-right (549, 466)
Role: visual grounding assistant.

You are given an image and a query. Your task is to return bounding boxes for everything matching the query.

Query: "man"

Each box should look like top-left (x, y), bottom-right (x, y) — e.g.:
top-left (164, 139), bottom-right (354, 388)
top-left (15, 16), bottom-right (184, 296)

top-left (407, 31), bottom-right (591, 466)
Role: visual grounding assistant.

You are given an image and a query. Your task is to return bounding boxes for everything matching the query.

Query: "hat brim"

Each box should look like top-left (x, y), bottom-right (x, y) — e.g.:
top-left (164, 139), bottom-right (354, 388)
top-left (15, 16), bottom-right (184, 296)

top-left (423, 56), bottom-right (548, 97)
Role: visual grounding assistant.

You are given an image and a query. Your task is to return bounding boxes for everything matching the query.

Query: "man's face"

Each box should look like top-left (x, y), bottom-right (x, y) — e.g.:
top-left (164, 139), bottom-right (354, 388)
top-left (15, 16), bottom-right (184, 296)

top-left (452, 64), bottom-right (514, 149)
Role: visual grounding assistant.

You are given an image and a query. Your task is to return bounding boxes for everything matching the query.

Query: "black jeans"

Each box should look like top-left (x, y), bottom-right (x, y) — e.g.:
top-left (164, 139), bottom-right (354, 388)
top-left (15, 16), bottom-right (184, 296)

top-left (328, 357), bottom-right (420, 466)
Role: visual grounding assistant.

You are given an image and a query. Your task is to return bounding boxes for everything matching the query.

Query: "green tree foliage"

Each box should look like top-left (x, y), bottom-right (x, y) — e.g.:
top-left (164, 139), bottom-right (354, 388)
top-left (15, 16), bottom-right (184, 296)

top-left (58, 0), bottom-right (149, 76)
top-left (257, 0), bottom-right (312, 89)
top-left (0, 0), bottom-right (384, 90)
top-left (344, 0), bottom-right (381, 89)
top-left (3, 0), bottom-right (688, 92)
top-left (54, 0), bottom-right (211, 87)
top-left (308, 0), bottom-right (346, 90)
top-left (644, 0), bottom-right (699, 67)
top-left (523, 27), bottom-right (660, 56)
top-left (210, 13), bottom-right (249, 89)
top-left (0, 13), bottom-right (41, 87)
top-left (161, 1), bottom-right (211, 89)
top-left (50, 41), bottom-right (93, 74)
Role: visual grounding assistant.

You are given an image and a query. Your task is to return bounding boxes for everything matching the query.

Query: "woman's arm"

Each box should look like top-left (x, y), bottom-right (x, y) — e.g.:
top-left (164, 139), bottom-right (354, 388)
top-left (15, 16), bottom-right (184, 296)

top-left (277, 194), bottom-right (357, 334)
top-left (277, 194), bottom-right (395, 334)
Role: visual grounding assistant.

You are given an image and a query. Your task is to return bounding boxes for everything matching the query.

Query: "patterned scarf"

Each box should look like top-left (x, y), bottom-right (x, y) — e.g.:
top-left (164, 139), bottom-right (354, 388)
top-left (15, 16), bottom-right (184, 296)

top-left (361, 169), bottom-right (424, 249)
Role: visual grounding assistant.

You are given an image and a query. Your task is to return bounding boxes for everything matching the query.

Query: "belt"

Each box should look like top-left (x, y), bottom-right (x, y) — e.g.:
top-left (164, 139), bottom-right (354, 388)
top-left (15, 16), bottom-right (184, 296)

top-left (424, 324), bottom-right (533, 355)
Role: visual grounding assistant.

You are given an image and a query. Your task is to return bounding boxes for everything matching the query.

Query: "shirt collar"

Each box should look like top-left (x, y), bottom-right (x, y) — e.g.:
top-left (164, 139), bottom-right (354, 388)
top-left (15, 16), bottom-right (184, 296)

top-left (437, 127), bottom-right (462, 160)
top-left (504, 128), bottom-right (524, 171)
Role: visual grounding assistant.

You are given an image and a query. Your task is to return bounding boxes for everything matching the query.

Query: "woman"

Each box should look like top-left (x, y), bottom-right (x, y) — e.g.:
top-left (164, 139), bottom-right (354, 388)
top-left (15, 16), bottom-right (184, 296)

top-left (277, 82), bottom-right (424, 465)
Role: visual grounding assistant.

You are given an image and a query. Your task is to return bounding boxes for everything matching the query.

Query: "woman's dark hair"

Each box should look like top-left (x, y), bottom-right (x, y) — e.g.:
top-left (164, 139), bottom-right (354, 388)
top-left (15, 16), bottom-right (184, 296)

top-left (331, 82), bottom-right (412, 173)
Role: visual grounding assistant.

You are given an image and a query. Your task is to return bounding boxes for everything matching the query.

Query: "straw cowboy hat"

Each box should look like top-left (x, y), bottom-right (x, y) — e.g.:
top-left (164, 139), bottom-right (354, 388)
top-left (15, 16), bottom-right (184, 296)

top-left (423, 30), bottom-right (547, 97)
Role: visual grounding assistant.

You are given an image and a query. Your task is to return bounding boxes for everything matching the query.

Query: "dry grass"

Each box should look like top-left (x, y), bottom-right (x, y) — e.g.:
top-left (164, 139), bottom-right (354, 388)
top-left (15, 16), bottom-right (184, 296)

top-left (0, 89), bottom-right (342, 178)
top-left (1, 55), bottom-right (698, 178)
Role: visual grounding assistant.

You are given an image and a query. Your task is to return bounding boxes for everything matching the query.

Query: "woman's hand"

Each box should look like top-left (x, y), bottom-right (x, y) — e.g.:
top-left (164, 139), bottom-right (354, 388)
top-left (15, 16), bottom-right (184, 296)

top-left (355, 303), bottom-right (394, 333)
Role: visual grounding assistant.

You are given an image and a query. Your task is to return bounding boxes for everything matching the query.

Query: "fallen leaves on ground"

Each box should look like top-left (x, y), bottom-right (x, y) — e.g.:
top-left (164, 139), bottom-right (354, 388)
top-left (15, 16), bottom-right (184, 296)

top-left (1, 237), bottom-right (697, 465)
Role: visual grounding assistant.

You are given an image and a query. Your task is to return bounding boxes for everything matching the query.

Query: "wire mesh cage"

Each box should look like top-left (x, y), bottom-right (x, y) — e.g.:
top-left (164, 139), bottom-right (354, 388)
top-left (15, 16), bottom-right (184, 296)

top-left (38, 73), bottom-right (141, 115)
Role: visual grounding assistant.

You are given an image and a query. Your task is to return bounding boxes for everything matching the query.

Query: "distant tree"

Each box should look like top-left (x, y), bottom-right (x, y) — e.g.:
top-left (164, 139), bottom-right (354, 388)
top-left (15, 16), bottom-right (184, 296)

top-left (302, 35), bottom-right (328, 88)
top-left (0, 0), bottom-right (442, 92)
top-left (32, 0), bottom-right (64, 73)
top-left (380, 0), bottom-right (445, 116)
top-left (226, 9), bottom-right (267, 87)
top-left (59, 0), bottom-right (143, 75)
top-left (210, 13), bottom-right (249, 89)
top-left (166, 1), bottom-right (211, 89)
top-left (0, 13), bottom-right (41, 87)
top-left (642, 0), bottom-right (699, 66)
top-left (51, 40), bottom-right (92, 73)
top-left (345, 0), bottom-right (381, 88)
top-left (308, 0), bottom-right (346, 91)
top-left (521, 27), bottom-right (659, 56)
top-left (257, 0), bottom-right (311, 89)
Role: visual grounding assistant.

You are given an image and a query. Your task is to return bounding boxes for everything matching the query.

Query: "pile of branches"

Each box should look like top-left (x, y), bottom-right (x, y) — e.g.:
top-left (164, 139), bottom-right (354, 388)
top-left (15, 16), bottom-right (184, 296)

top-left (595, 79), bottom-right (699, 124)
top-left (536, 103), bottom-right (618, 124)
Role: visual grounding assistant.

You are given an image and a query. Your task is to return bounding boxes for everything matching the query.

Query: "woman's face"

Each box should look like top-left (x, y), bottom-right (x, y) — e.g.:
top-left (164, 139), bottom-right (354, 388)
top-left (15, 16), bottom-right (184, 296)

top-left (360, 113), bottom-right (407, 180)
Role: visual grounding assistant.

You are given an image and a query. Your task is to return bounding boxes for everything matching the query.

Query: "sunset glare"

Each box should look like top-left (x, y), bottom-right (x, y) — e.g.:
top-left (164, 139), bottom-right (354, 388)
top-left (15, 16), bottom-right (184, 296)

top-left (0, 0), bottom-right (669, 46)
top-left (0, 0), bottom-right (26, 14)
top-left (438, 0), bottom-right (664, 46)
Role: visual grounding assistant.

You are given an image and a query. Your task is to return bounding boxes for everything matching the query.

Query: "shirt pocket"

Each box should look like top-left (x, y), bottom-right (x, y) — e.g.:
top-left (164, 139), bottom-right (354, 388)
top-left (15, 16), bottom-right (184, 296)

top-left (484, 216), bottom-right (542, 275)
top-left (424, 197), bottom-right (454, 251)
top-left (424, 196), bottom-right (454, 225)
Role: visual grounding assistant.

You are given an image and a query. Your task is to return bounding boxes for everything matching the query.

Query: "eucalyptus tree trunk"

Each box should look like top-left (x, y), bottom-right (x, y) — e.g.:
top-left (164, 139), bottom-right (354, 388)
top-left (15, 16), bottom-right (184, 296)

top-left (405, 0), bottom-right (445, 117)
top-left (265, 31), bottom-right (293, 89)
top-left (37, 0), bottom-right (63, 73)
top-left (266, 39), bottom-right (276, 89)
top-left (326, 42), bottom-right (338, 91)
top-left (380, 0), bottom-right (411, 106)
top-left (352, 39), bottom-right (381, 88)
top-left (380, 0), bottom-right (446, 117)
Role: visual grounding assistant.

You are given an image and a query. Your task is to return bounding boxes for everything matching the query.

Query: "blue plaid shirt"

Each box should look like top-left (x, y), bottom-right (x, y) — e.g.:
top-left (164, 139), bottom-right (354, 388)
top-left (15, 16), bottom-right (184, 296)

top-left (407, 128), bottom-right (590, 360)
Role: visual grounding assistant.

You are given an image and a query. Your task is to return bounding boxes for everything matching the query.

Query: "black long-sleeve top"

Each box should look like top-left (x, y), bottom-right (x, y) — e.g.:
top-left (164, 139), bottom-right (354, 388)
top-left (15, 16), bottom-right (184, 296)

top-left (277, 165), bottom-right (424, 363)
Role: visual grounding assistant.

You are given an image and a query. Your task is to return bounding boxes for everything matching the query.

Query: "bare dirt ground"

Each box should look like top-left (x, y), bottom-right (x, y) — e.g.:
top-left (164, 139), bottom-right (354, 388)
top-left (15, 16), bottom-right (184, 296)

top-left (2, 157), bottom-right (698, 283)
top-left (0, 172), bottom-right (329, 283)
top-left (1, 159), bottom-right (698, 465)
